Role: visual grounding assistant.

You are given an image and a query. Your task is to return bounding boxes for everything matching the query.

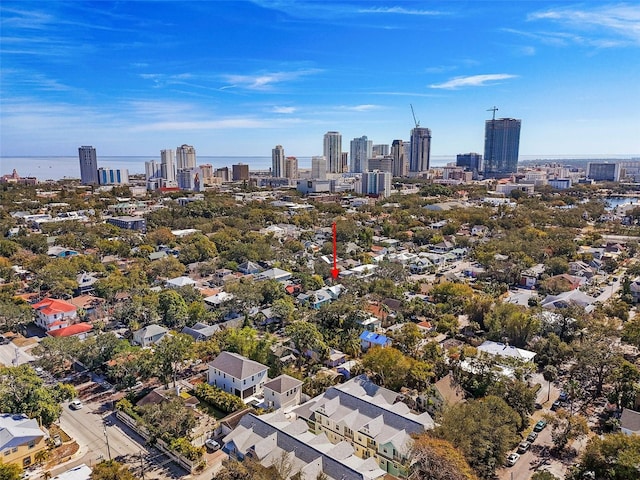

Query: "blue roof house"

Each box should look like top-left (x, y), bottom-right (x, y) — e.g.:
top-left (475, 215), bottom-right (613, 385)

top-left (360, 331), bottom-right (392, 351)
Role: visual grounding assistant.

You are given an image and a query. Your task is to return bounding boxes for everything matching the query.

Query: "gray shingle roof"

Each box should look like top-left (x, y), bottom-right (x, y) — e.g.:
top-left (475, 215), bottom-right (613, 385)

top-left (210, 351), bottom-right (268, 380)
top-left (0, 414), bottom-right (46, 450)
top-left (621, 408), bottom-right (640, 433)
top-left (263, 374), bottom-right (303, 394)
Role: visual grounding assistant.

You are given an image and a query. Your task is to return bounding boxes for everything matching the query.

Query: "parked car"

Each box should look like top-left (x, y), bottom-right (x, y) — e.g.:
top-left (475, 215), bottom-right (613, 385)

top-left (506, 453), bottom-right (520, 466)
top-left (559, 391), bottom-right (569, 402)
top-left (517, 441), bottom-right (531, 454)
top-left (70, 399), bottom-right (83, 410)
top-left (551, 400), bottom-right (562, 411)
top-left (533, 419), bottom-right (547, 432)
top-left (52, 434), bottom-right (62, 447)
top-left (526, 431), bottom-right (538, 443)
top-left (204, 439), bottom-right (220, 451)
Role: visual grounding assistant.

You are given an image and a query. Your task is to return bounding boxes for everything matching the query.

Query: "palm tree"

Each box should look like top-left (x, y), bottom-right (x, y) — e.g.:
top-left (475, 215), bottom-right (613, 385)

top-left (543, 365), bottom-right (558, 403)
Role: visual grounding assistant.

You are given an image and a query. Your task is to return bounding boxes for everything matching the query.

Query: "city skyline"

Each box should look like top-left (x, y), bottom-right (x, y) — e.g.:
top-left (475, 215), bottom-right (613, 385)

top-left (1, 1), bottom-right (639, 158)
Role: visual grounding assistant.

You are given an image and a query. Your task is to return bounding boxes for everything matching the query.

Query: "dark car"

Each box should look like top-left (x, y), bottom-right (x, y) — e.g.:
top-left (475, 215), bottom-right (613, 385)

top-left (533, 419), bottom-right (547, 432)
top-left (551, 400), bottom-right (562, 411)
top-left (517, 441), bottom-right (531, 454)
top-left (526, 431), bottom-right (538, 443)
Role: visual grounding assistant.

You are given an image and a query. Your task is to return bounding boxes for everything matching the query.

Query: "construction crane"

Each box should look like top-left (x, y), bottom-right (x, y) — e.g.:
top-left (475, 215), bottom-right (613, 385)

top-left (487, 106), bottom-right (498, 121)
top-left (410, 104), bottom-right (420, 128)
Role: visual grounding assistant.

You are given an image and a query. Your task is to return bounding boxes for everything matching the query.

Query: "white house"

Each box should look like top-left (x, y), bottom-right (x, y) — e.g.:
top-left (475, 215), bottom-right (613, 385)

top-left (477, 340), bottom-right (536, 362)
top-left (31, 297), bottom-right (78, 332)
top-left (133, 324), bottom-right (169, 347)
top-left (262, 374), bottom-right (303, 410)
top-left (620, 408), bottom-right (640, 435)
top-left (208, 351), bottom-right (269, 401)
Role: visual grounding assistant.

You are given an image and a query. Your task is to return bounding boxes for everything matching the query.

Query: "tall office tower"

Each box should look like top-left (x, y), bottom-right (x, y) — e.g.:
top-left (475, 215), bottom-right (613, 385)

top-left (372, 144), bottom-right (389, 156)
top-left (391, 140), bottom-right (406, 177)
top-left (160, 149), bottom-right (176, 182)
top-left (587, 163), bottom-right (620, 182)
top-left (340, 152), bottom-right (349, 173)
top-left (285, 156), bottom-right (298, 180)
top-left (272, 145), bottom-right (285, 177)
top-left (232, 163), bottom-right (249, 181)
top-left (323, 131), bottom-right (342, 174)
top-left (145, 160), bottom-right (161, 180)
top-left (457, 153), bottom-right (483, 179)
top-left (215, 167), bottom-right (230, 182)
top-left (176, 144), bottom-right (196, 170)
top-left (199, 164), bottom-right (214, 185)
top-left (350, 136), bottom-right (373, 173)
top-left (368, 156), bottom-right (393, 173)
top-left (311, 156), bottom-right (327, 180)
top-left (361, 170), bottom-right (392, 198)
top-left (409, 128), bottom-right (432, 173)
top-left (177, 167), bottom-right (204, 191)
top-left (98, 168), bottom-right (129, 185)
top-left (78, 146), bottom-right (99, 185)
top-left (483, 117), bottom-right (521, 177)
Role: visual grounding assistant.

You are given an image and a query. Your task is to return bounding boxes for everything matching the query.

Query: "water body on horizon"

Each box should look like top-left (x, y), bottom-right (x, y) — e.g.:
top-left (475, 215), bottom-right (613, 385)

top-left (1, 154), bottom-right (638, 182)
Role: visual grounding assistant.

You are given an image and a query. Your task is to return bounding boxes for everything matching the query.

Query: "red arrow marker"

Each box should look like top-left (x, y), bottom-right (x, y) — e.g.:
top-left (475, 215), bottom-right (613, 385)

top-left (331, 222), bottom-right (339, 280)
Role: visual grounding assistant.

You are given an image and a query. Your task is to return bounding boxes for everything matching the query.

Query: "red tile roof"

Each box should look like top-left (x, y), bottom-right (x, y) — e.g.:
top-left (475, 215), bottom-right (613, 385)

top-left (32, 298), bottom-right (77, 315)
top-left (48, 323), bottom-right (92, 337)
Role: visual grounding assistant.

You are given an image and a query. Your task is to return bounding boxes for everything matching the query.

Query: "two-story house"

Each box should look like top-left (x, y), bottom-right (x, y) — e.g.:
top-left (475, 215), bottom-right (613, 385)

top-left (132, 324), bottom-right (169, 347)
top-left (262, 374), bottom-right (303, 410)
top-left (208, 351), bottom-right (268, 401)
top-left (31, 297), bottom-right (78, 333)
top-left (0, 414), bottom-right (49, 469)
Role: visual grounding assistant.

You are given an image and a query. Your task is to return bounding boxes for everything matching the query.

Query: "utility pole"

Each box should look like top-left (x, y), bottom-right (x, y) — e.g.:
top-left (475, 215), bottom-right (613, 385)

top-left (139, 450), bottom-right (145, 480)
top-left (103, 426), bottom-right (112, 461)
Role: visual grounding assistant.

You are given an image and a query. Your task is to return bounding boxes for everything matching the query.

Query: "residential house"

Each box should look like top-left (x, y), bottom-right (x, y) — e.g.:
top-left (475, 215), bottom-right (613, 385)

top-left (0, 413), bottom-right (49, 468)
top-left (181, 322), bottom-right (219, 342)
top-left (520, 264), bottom-right (545, 288)
top-left (133, 324), bottom-right (168, 347)
top-left (48, 323), bottom-right (93, 339)
top-left (237, 261), bottom-right (262, 275)
top-left (208, 351), bottom-right (269, 401)
top-left (360, 331), bottom-right (391, 351)
top-left (76, 272), bottom-right (99, 295)
top-left (166, 276), bottom-right (197, 289)
top-left (620, 408), bottom-right (640, 435)
top-left (32, 297), bottom-right (78, 333)
top-left (541, 290), bottom-right (598, 313)
top-left (325, 349), bottom-right (347, 368)
top-left (47, 246), bottom-right (78, 258)
top-left (297, 284), bottom-right (344, 310)
top-left (262, 374), bottom-right (303, 410)
top-left (471, 225), bottom-right (489, 236)
top-left (255, 268), bottom-right (292, 283)
top-left (477, 340), bottom-right (536, 362)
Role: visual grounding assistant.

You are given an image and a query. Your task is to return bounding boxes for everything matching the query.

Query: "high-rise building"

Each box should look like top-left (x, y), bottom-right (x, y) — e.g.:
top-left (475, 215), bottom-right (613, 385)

top-left (350, 136), bottom-right (373, 173)
top-left (161, 149), bottom-right (176, 183)
top-left (457, 153), bottom-right (483, 179)
top-left (199, 164), bottom-right (214, 185)
top-left (483, 118), bottom-right (521, 177)
top-left (232, 164), bottom-right (249, 181)
top-left (391, 140), bottom-right (406, 177)
top-left (311, 156), bottom-right (327, 180)
top-left (361, 170), bottom-right (392, 198)
top-left (145, 160), bottom-right (161, 180)
top-left (409, 128), bottom-right (432, 173)
top-left (587, 163), bottom-right (620, 182)
top-left (215, 167), bottom-right (230, 182)
top-left (176, 144), bottom-right (196, 170)
top-left (340, 152), bottom-right (349, 173)
top-left (372, 144), bottom-right (389, 156)
top-left (177, 167), bottom-right (204, 191)
top-left (78, 146), bottom-right (99, 185)
top-left (368, 156), bottom-right (393, 173)
top-left (285, 156), bottom-right (298, 180)
top-left (98, 168), bottom-right (129, 185)
top-left (323, 131), bottom-right (342, 174)
top-left (272, 145), bottom-right (285, 177)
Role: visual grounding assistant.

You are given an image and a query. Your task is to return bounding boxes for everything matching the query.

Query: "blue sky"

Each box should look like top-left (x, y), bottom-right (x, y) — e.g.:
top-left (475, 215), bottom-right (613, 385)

top-left (1, 1), bottom-right (639, 158)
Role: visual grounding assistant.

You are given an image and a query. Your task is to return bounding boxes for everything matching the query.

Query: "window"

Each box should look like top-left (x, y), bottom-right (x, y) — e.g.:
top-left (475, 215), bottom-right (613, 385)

top-left (243, 379), bottom-right (246, 385)
top-left (28, 440), bottom-right (36, 449)
top-left (12, 447), bottom-right (17, 453)
top-left (4, 450), bottom-right (9, 456)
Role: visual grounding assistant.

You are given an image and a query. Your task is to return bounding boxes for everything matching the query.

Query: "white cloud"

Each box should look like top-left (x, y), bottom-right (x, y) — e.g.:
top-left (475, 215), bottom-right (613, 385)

top-left (358, 7), bottom-right (445, 16)
top-left (336, 104), bottom-right (381, 112)
top-left (430, 74), bottom-right (518, 89)
top-left (221, 69), bottom-right (322, 91)
top-left (272, 106), bottom-right (297, 114)
top-left (527, 4), bottom-right (640, 46)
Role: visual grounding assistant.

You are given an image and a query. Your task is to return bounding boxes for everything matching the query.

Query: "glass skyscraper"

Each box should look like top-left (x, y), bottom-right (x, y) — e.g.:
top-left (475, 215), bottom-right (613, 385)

top-left (409, 128), bottom-right (432, 173)
top-left (78, 146), bottom-right (99, 185)
top-left (483, 118), bottom-right (521, 177)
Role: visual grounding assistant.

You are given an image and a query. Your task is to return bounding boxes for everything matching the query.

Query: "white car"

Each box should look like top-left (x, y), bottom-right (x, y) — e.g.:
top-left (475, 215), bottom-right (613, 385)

top-left (506, 453), bottom-right (520, 466)
top-left (205, 439), bottom-right (220, 451)
top-left (70, 399), bottom-right (83, 410)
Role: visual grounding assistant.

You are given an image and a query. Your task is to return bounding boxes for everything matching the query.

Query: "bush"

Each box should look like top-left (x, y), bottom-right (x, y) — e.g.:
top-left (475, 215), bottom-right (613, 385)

top-left (194, 383), bottom-right (245, 413)
top-left (169, 437), bottom-right (204, 461)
